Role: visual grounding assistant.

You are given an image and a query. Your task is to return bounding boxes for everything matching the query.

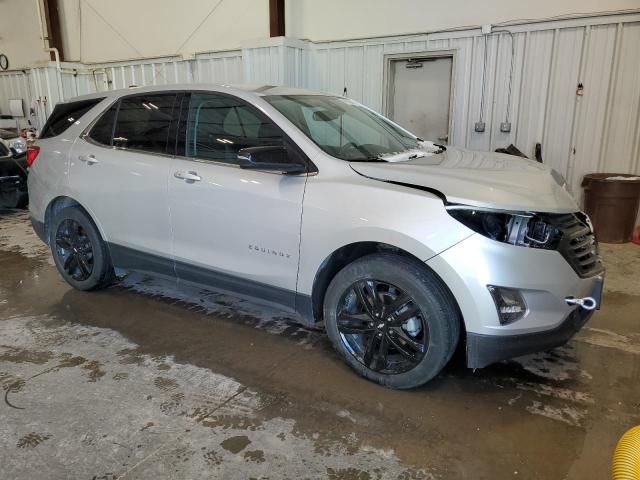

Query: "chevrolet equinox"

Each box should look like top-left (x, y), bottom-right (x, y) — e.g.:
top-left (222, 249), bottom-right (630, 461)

top-left (28, 85), bottom-right (605, 389)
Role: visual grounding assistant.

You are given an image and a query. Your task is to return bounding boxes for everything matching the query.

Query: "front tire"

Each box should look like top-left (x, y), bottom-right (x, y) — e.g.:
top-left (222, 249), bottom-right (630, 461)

top-left (324, 253), bottom-right (460, 389)
top-left (49, 206), bottom-right (114, 291)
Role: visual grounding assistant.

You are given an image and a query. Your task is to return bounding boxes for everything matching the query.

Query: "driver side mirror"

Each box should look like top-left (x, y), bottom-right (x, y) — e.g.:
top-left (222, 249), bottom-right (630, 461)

top-left (237, 146), bottom-right (307, 174)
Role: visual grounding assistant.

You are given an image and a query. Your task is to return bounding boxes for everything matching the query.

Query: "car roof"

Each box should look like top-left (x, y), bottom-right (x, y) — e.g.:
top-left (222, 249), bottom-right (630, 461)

top-left (62, 84), bottom-right (328, 104)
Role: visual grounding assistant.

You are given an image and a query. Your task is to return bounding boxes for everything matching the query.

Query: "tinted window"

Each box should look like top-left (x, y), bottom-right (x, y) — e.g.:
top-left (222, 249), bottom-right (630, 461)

top-left (112, 94), bottom-right (177, 154)
top-left (186, 93), bottom-right (283, 164)
top-left (40, 98), bottom-right (104, 139)
top-left (88, 103), bottom-right (118, 146)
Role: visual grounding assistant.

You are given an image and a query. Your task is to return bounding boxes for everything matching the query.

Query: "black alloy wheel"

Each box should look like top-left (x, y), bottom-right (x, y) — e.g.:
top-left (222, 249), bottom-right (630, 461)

top-left (336, 279), bottom-right (428, 375)
top-left (324, 253), bottom-right (460, 389)
top-left (54, 218), bottom-right (95, 281)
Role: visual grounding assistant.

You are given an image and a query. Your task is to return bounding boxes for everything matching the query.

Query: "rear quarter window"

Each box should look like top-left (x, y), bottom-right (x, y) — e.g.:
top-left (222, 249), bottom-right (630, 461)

top-left (40, 98), bottom-right (105, 139)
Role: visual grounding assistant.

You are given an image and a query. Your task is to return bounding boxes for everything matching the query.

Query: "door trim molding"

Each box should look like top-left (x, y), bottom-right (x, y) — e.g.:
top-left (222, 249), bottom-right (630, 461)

top-left (109, 243), bottom-right (176, 278)
top-left (382, 49), bottom-right (458, 144)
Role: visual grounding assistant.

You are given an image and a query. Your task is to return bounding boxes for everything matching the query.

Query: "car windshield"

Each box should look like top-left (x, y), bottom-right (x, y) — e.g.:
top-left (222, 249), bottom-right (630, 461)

top-left (264, 95), bottom-right (420, 161)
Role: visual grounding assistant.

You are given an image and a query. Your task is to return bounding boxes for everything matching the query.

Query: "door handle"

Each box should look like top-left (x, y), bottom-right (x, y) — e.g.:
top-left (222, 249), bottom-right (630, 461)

top-left (174, 171), bottom-right (201, 182)
top-left (79, 154), bottom-right (99, 165)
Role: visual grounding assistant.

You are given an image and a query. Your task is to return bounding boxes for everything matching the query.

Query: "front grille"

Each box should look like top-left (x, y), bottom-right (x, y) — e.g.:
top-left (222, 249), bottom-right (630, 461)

top-left (548, 213), bottom-right (604, 278)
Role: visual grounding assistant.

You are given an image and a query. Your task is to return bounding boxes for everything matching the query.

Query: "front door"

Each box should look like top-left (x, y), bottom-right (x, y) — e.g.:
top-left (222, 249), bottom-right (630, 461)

top-left (168, 92), bottom-right (307, 309)
top-left (388, 56), bottom-right (453, 143)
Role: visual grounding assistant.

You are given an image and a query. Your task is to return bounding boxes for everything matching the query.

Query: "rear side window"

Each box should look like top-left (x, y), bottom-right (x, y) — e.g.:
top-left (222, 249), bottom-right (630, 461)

top-left (40, 98), bottom-right (104, 138)
top-left (88, 103), bottom-right (118, 146)
top-left (112, 94), bottom-right (177, 154)
top-left (186, 93), bottom-right (283, 164)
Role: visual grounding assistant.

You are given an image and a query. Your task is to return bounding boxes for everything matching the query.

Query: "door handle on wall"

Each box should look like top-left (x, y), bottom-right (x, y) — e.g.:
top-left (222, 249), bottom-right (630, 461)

top-left (174, 171), bottom-right (201, 182)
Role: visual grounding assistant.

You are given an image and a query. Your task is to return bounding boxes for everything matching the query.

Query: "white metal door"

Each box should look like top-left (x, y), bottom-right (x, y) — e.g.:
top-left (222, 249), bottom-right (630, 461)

top-left (389, 57), bottom-right (453, 143)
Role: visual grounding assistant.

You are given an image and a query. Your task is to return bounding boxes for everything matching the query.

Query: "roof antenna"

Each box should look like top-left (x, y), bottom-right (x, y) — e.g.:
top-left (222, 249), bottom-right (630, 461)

top-left (343, 87), bottom-right (348, 97)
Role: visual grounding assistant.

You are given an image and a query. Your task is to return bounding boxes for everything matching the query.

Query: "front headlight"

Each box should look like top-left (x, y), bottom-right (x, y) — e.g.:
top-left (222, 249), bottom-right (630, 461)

top-left (446, 206), bottom-right (561, 249)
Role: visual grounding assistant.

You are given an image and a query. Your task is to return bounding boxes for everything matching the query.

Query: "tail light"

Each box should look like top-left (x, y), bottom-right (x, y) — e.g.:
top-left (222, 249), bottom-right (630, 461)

top-left (26, 146), bottom-right (40, 167)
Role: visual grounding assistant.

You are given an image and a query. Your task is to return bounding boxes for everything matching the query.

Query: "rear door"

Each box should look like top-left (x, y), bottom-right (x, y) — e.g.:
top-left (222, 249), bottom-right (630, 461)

top-left (168, 92), bottom-right (308, 308)
top-left (69, 93), bottom-right (180, 273)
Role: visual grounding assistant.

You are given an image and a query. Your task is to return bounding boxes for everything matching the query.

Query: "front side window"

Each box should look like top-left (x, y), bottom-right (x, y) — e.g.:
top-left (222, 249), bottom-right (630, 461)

top-left (264, 95), bottom-right (420, 161)
top-left (186, 93), bottom-right (283, 164)
top-left (112, 94), bottom-right (177, 154)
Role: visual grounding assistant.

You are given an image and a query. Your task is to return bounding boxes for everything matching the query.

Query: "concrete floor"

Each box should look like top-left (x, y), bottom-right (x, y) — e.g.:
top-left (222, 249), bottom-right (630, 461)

top-left (0, 209), bottom-right (639, 480)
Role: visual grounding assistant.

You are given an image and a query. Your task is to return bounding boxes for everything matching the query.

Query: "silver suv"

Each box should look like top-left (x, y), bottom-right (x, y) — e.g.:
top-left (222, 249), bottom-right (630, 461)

top-left (28, 85), bottom-right (604, 389)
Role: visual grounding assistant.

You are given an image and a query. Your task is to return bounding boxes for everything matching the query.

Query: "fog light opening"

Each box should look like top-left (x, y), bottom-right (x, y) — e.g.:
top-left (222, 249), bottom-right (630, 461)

top-left (487, 286), bottom-right (527, 325)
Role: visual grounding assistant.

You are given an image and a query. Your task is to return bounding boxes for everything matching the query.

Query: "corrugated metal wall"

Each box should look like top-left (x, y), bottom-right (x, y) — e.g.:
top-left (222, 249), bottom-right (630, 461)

top-left (0, 72), bottom-right (32, 125)
top-left (300, 16), bottom-right (640, 200)
top-left (1, 13), bottom-right (639, 204)
top-left (0, 52), bottom-right (244, 127)
top-left (53, 52), bottom-right (244, 98)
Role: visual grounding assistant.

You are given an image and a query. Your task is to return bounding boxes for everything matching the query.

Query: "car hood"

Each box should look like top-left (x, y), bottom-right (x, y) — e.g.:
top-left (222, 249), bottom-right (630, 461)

top-left (349, 146), bottom-right (579, 213)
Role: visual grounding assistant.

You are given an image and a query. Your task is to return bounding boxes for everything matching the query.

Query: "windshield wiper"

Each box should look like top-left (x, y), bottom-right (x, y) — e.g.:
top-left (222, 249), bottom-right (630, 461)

top-left (417, 140), bottom-right (446, 154)
top-left (376, 150), bottom-right (427, 163)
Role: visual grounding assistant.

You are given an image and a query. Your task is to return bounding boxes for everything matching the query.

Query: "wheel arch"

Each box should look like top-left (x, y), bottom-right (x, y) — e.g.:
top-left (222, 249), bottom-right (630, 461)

top-left (43, 196), bottom-right (106, 245)
top-left (308, 242), bottom-right (464, 335)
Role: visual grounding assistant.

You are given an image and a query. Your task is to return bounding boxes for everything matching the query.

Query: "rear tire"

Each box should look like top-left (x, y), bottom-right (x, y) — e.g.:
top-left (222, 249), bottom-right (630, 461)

top-left (49, 206), bottom-right (114, 291)
top-left (323, 253), bottom-right (460, 389)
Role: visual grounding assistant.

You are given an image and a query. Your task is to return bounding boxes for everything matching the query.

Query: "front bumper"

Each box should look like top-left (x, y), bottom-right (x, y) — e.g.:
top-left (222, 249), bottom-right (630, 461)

top-left (426, 233), bottom-right (604, 367)
top-left (466, 304), bottom-right (594, 368)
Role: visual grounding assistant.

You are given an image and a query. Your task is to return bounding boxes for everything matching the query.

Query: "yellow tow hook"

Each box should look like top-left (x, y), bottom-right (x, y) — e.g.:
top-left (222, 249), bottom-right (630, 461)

top-left (613, 426), bottom-right (640, 479)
